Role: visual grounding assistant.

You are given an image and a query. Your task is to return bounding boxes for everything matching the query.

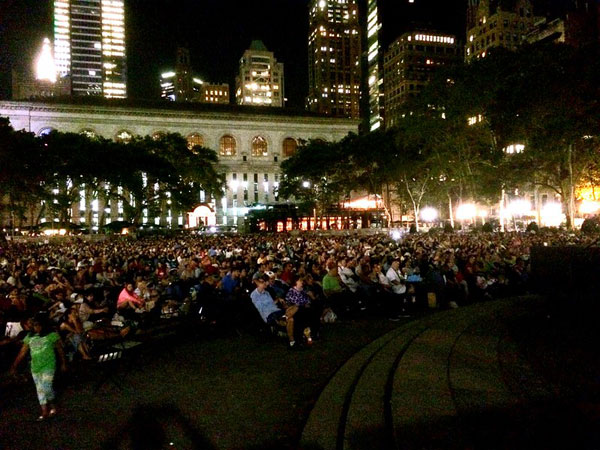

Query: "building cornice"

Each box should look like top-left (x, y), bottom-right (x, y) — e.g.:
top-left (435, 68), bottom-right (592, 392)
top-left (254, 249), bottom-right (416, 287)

top-left (0, 101), bottom-right (360, 129)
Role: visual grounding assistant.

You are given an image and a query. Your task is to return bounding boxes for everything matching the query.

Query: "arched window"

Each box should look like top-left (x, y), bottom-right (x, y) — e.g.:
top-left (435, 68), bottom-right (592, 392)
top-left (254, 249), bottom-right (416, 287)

top-left (38, 127), bottom-right (54, 136)
top-left (282, 138), bottom-right (297, 157)
top-left (80, 129), bottom-right (97, 139)
top-left (152, 131), bottom-right (165, 141)
top-left (219, 135), bottom-right (236, 156)
top-left (187, 133), bottom-right (204, 150)
top-left (115, 130), bottom-right (133, 143)
top-left (251, 136), bottom-right (268, 157)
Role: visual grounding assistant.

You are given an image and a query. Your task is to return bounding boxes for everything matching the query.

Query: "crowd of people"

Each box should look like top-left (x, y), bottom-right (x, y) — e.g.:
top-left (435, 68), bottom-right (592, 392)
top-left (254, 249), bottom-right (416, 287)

top-left (0, 228), bottom-right (593, 419)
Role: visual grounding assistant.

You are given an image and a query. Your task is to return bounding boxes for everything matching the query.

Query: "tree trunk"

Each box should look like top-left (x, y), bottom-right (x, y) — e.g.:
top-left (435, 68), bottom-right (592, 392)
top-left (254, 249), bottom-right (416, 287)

top-left (448, 194), bottom-right (454, 228)
top-left (567, 144), bottom-right (575, 229)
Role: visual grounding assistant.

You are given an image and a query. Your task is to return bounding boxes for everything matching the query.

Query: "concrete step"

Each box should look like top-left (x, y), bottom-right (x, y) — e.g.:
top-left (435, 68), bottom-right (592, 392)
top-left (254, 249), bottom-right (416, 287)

top-left (300, 319), bottom-right (421, 450)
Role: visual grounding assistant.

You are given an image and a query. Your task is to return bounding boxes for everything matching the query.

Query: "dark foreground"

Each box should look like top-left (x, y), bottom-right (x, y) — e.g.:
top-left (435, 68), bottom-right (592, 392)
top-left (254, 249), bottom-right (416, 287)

top-left (2, 298), bottom-right (600, 450)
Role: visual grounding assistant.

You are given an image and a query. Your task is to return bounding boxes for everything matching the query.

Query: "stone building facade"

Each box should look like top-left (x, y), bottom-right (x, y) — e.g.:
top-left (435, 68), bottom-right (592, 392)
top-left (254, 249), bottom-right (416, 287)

top-left (0, 101), bottom-right (358, 227)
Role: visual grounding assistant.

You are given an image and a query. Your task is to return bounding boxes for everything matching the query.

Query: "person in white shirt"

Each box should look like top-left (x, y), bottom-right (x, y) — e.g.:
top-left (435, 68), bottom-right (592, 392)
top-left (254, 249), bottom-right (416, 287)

top-left (386, 259), bottom-right (407, 295)
top-left (338, 257), bottom-right (358, 293)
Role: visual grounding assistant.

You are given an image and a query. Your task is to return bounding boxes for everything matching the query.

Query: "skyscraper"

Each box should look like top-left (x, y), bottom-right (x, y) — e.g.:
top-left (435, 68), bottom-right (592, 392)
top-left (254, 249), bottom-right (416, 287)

top-left (365, 0), bottom-right (383, 130)
top-left (236, 40), bottom-right (284, 107)
top-left (384, 30), bottom-right (460, 128)
top-left (53, 0), bottom-right (126, 98)
top-left (307, 0), bottom-right (361, 119)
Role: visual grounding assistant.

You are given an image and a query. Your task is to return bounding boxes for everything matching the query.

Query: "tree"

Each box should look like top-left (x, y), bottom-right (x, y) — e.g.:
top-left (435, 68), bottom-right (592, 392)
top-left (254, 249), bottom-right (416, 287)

top-left (279, 138), bottom-right (352, 214)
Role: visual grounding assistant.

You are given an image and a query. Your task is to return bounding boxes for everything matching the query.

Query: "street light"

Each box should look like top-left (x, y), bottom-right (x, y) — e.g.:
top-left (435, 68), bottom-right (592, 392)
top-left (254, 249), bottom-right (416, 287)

top-left (420, 207), bottom-right (438, 223)
top-left (456, 203), bottom-right (476, 221)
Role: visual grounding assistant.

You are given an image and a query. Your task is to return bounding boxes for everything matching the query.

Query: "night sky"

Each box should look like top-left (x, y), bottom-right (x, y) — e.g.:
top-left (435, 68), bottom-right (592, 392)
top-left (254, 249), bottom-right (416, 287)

top-left (1, 1), bottom-right (470, 108)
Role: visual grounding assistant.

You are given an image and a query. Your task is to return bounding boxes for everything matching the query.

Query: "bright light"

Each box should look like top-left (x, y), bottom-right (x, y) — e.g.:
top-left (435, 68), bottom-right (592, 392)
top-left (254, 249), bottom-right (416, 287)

top-left (508, 199), bottom-right (532, 216)
top-left (541, 202), bottom-right (563, 227)
top-left (36, 38), bottom-right (57, 83)
top-left (580, 200), bottom-right (600, 215)
top-left (420, 207), bottom-right (438, 222)
top-left (392, 230), bottom-right (402, 240)
top-left (161, 72), bottom-right (176, 79)
top-left (456, 203), bottom-right (476, 221)
top-left (342, 196), bottom-right (384, 210)
top-left (302, 181), bottom-right (311, 188)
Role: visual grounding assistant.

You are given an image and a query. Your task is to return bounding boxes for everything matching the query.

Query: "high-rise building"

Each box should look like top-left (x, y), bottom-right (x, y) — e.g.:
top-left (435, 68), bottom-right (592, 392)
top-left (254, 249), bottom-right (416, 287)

top-left (160, 47), bottom-right (193, 102)
top-left (365, 0), bottom-right (383, 130)
top-left (384, 30), bottom-right (460, 128)
top-left (307, 0), bottom-right (361, 119)
top-left (235, 40), bottom-right (284, 107)
top-left (160, 47), bottom-right (230, 104)
top-left (53, 0), bottom-right (126, 98)
top-left (465, 0), bottom-right (538, 61)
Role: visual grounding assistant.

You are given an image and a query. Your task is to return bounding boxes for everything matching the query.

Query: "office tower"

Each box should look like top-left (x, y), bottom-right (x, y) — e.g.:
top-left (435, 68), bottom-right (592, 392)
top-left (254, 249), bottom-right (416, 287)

top-left (160, 47), bottom-right (193, 102)
top-left (307, 0), bottom-right (361, 119)
top-left (160, 47), bottom-right (230, 104)
top-left (235, 40), bottom-right (284, 107)
top-left (384, 30), bottom-right (460, 128)
top-left (365, 0), bottom-right (383, 130)
top-left (53, 0), bottom-right (126, 98)
top-left (465, 0), bottom-right (537, 61)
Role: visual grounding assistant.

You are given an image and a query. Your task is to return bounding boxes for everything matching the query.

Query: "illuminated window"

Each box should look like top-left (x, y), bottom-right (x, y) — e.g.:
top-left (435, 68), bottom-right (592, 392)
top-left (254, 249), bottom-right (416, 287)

top-left (282, 138), bottom-right (298, 157)
top-left (187, 133), bottom-right (204, 150)
top-left (115, 130), bottom-right (132, 143)
top-left (219, 135), bottom-right (237, 156)
top-left (80, 129), bottom-right (97, 139)
top-left (251, 136), bottom-right (268, 157)
top-left (38, 127), bottom-right (54, 136)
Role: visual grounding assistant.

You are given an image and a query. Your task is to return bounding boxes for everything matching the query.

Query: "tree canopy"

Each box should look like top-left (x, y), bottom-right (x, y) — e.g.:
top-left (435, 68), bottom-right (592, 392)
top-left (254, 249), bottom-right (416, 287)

top-left (0, 121), bottom-right (225, 228)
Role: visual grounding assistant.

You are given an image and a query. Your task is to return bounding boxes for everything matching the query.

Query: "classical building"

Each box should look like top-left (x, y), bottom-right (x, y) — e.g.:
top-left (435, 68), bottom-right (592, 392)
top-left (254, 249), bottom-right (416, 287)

top-left (53, 0), bottom-right (127, 98)
top-left (0, 100), bottom-right (358, 227)
top-left (384, 30), bottom-right (460, 128)
top-left (235, 41), bottom-right (284, 107)
top-left (465, 0), bottom-right (538, 61)
top-left (307, 0), bottom-right (361, 119)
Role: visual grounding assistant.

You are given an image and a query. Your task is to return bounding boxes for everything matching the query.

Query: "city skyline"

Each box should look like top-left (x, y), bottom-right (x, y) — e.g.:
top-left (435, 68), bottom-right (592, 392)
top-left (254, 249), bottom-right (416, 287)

top-left (0, 0), bottom-right (467, 108)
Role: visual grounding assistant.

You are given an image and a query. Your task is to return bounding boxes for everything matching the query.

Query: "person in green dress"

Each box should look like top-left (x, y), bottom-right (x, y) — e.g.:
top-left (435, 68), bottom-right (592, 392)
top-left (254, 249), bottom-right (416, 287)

top-left (10, 315), bottom-right (67, 421)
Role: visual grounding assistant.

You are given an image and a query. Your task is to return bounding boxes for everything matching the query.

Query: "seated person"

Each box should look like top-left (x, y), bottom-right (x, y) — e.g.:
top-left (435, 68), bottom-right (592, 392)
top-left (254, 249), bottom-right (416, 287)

top-left (250, 275), bottom-right (298, 349)
top-left (78, 291), bottom-right (110, 330)
top-left (285, 276), bottom-right (321, 342)
top-left (117, 282), bottom-right (144, 314)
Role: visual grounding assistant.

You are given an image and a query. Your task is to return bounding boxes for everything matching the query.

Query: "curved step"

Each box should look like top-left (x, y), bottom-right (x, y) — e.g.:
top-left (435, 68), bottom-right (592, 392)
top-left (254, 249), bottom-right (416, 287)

top-left (389, 301), bottom-right (511, 449)
top-left (300, 320), bottom-right (422, 450)
top-left (343, 318), bottom-right (439, 450)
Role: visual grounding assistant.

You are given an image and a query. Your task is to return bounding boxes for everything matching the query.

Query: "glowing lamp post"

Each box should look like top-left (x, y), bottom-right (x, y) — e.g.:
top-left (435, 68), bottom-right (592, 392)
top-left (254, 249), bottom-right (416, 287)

top-left (420, 207), bottom-right (438, 223)
top-left (456, 203), bottom-right (476, 228)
